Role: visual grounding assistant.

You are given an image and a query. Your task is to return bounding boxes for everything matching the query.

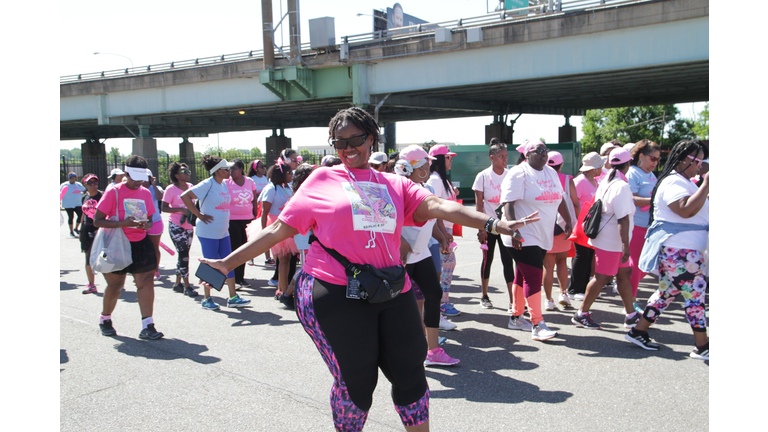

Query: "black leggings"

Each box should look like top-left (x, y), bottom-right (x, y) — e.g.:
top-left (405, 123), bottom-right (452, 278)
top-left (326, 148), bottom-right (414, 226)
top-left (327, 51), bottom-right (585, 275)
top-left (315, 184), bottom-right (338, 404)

top-left (567, 243), bottom-right (595, 295)
top-left (272, 254), bottom-right (298, 283)
top-left (228, 219), bottom-right (250, 283)
top-left (65, 207), bottom-right (83, 226)
top-left (406, 257), bottom-right (442, 328)
top-left (481, 232), bottom-right (515, 282)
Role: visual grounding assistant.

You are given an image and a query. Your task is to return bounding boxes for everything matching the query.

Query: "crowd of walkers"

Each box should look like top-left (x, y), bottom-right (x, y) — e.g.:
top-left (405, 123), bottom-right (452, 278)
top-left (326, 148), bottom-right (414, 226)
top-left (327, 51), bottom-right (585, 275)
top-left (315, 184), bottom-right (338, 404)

top-left (62, 107), bottom-right (708, 432)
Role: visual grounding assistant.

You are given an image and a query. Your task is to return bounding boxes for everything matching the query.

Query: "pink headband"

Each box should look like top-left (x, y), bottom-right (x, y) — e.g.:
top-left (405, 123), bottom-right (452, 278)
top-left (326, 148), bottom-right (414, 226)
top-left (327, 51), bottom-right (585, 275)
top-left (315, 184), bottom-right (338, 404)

top-left (252, 159), bottom-right (262, 170)
top-left (517, 139), bottom-right (543, 155)
top-left (276, 158), bottom-right (284, 173)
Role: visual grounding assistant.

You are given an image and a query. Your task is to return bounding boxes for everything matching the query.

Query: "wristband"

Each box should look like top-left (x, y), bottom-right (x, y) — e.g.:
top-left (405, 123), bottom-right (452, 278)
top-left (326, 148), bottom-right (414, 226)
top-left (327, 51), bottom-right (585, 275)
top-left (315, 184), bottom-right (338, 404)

top-left (484, 217), bottom-right (497, 234)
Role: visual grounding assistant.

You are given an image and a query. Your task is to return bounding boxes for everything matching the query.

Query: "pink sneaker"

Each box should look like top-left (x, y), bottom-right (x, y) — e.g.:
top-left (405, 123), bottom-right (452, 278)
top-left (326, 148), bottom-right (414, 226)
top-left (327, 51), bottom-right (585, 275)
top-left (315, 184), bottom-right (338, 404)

top-left (82, 284), bottom-right (98, 295)
top-left (424, 347), bottom-right (460, 367)
top-left (154, 272), bottom-right (161, 281)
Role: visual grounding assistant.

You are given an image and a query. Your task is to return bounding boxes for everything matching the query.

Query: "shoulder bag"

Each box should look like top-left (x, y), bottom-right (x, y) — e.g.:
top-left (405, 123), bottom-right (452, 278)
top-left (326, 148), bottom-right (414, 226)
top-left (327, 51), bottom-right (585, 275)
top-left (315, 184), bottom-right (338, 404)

top-left (583, 179), bottom-right (620, 239)
top-left (181, 181), bottom-right (213, 226)
top-left (309, 235), bottom-right (406, 304)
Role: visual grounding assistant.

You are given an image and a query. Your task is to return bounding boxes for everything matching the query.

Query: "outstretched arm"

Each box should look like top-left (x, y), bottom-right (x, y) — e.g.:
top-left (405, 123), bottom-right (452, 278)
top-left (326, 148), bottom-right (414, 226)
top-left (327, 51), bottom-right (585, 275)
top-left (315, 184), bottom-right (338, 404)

top-left (413, 195), bottom-right (539, 237)
top-left (202, 219), bottom-right (299, 275)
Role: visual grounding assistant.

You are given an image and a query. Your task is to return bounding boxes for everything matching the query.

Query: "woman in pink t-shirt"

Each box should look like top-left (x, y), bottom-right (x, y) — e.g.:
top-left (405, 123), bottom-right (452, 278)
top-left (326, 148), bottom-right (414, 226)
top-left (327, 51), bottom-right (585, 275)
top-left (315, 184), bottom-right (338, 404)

top-left (92, 156), bottom-right (163, 340)
top-left (200, 107), bottom-right (540, 432)
top-left (246, 159), bottom-right (273, 266)
top-left (224, 159), bottom-right (258, 288)
top-left (161, 162), bottom-right (198, 297)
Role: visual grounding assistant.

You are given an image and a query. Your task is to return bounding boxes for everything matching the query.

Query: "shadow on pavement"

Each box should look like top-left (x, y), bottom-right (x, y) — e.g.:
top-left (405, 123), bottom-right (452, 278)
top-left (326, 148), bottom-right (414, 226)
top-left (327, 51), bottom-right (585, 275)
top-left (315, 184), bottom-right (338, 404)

top-left (112, 336), bottom-right (221, 364)
top-left (60, 281), bottom-right (78, 291)
top-left (217, 306), bottom-right (297, 327)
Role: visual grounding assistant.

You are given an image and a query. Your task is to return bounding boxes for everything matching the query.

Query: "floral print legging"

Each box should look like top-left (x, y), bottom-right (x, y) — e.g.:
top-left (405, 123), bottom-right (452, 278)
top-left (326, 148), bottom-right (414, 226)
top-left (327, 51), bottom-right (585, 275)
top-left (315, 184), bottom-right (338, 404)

top-left (168, 222), bottom-right (194, 278)
top-left (644, 246), bottom-right (708, 332)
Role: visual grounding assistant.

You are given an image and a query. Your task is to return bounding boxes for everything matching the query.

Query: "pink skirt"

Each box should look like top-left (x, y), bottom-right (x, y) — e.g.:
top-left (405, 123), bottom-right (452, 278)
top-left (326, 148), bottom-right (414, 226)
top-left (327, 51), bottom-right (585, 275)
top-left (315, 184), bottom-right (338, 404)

top-left (548, 232), bottom-right (572, 254)
top-left (247, 213), bottom-right (297, 257)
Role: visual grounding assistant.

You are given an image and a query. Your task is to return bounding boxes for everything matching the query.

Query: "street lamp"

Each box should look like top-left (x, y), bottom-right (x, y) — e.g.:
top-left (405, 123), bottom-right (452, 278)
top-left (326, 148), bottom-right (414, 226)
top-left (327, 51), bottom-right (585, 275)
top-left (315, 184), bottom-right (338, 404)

top-left (356, 13), bottom-right (396, 28)
top-left (93, 52), bottom-right (134, 68)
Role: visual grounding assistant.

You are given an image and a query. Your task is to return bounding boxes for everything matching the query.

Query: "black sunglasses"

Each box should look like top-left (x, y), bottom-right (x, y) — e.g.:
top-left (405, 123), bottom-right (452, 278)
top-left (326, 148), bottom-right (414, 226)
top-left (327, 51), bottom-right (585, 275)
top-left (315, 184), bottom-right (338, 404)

top-left (529, 147), bottom-right (549, 156)
top-left (86, 181), bottom-right (98, 185)
top-left (328, 134), bottom-right (369, 150)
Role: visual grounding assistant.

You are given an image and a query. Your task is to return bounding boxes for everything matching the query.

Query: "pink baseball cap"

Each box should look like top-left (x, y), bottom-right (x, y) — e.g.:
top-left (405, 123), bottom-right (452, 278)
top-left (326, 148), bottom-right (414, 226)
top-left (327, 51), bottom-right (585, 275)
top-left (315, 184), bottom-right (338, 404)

top-left (609, 147), bottom-right (632, 165)
top-left (547, 151), bottom-right (563, 166)
top-left (83, 174), bottom-right (98, 183)
top-left (428, 144), bottom-right (456, 157)
top-left (400, 145), bottom-right (435, 162)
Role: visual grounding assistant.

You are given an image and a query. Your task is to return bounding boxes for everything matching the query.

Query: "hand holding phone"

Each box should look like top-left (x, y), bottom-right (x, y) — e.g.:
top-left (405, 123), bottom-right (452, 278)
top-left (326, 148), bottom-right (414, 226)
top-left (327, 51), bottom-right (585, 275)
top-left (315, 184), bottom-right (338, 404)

top-left (195, 262), bottom-right (226, 291)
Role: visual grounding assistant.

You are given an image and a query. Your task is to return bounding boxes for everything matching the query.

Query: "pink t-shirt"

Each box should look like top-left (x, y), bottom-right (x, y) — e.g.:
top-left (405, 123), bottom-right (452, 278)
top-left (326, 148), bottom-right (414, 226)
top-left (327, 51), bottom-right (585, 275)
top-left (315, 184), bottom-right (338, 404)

top-left (574, 174), bottom-right (600, 209)
top-left (95, 183), bottom-right (155, 242)
top-left (279, 165), bottom-right (432, 287)
top-left (162, 183), bottom-right (194, 230)
top-left (224, 177), bottom-right (258, 220)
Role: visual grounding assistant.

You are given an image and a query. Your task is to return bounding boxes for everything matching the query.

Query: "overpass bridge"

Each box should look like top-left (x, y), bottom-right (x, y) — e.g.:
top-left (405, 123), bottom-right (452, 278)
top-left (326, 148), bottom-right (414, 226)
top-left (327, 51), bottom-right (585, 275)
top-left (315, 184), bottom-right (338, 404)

top-left (60, 0), bottom-right (708, 179)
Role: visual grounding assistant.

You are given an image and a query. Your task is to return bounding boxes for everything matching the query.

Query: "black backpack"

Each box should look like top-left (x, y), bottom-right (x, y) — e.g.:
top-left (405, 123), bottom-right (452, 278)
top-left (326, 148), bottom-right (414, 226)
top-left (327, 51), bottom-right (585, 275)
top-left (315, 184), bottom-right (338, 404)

top-left (582, 180), bottom-right (620, 239)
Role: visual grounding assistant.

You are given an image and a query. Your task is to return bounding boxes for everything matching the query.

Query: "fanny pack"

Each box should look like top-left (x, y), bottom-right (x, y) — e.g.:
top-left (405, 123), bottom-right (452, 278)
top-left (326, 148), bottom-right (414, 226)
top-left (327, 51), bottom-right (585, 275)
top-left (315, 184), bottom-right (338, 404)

top-left (309, 235), bottom-right (405, 303)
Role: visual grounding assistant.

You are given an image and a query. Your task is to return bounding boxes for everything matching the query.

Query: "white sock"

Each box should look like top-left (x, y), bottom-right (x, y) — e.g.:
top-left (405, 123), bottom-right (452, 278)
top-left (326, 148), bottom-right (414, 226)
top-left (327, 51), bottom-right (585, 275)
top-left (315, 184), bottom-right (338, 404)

top-left (141, 317), bottom-right (154, 329)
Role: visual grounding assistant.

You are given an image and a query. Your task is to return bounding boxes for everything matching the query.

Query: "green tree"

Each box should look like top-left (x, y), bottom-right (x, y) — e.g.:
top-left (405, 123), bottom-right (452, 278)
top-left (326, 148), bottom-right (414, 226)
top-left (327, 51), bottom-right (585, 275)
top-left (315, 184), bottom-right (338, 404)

top-left (60, 149), bottom-right (73, 159)
top-left (70, 147), bottom-right (82, 159)
top-left (421, 140), bottom-right (437, 153)
top-left (107, 147), bottom-right (122, 164)
top-left (692, 103), bottom-right (709, 139)
top-left (580, 105), bottom-right (693, 154)
top-left (250, 147), bottom-right (263, 160)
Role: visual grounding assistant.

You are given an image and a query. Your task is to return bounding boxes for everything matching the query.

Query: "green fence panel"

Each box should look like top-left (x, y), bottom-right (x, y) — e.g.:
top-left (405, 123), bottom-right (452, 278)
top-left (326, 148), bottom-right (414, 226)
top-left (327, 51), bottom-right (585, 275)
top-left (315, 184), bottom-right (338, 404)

top-left (449, 142), bottom-right (582, 204)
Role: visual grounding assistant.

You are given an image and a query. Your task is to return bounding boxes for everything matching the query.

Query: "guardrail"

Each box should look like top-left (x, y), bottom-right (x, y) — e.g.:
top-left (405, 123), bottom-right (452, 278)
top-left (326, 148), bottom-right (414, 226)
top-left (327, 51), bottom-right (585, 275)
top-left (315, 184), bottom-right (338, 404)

top-left (60, 0), bottom-right (649, 84)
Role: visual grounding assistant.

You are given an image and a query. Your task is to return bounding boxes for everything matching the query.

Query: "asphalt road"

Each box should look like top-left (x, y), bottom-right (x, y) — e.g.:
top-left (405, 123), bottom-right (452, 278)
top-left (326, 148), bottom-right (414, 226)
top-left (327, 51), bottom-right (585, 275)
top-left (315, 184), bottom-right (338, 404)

top-left (60, 213), bottom-right (708, 431)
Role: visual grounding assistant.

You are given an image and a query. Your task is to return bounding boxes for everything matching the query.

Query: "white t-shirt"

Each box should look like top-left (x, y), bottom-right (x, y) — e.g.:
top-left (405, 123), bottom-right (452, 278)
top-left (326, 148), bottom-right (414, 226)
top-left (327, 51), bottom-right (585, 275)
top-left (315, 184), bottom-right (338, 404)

top-left (588, 174), bottom-right (635, 252)
top-left (251, 175), bottom-right (269, 196)
top-left (499, 163), bottom-right (564, 250)
top-left (472, 166), bottom-right (508, 217)
top-left (654, 171), bottom-right (709, 251)
top-left (189, 177), bottom-right (231, 240)
top-left (402, 183), bottom-right (437, 264)
top-left (427, 172), bottom-right (456, 230)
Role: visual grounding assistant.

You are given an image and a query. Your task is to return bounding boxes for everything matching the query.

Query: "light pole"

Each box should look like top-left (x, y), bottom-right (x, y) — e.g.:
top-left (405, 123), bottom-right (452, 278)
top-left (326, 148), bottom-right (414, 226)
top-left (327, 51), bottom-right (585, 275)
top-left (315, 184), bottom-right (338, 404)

top-left (356, 13), bottom-right (396, 28)
top-left (93, 52), bottom-right (134, 68)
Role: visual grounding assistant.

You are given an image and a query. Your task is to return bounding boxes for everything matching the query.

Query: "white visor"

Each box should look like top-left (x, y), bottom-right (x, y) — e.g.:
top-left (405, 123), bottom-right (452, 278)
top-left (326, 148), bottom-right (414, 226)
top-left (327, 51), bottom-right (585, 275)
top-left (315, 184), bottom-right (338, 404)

top-left (125, 166), bottom-right (149, 182)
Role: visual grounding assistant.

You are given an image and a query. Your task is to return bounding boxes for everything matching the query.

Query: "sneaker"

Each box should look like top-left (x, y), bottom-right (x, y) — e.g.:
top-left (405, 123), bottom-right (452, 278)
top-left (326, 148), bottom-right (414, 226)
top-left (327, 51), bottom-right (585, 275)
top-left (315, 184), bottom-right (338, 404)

top-left (237, 280), bottom-right (251, 288)
top-left (507, 303), bottom-right (515, 314)
top-left (424, 347), bottom-right (460, 366)
top-left (689, 344), bottom-right (709, 360)
top-left (625, 329), bottom-right (660, 351)
top-left (624, 313), bottom-right (641, 329)
top-left (99, 319), bottom-right (117, 336)
top-left (172, 283), bottom-right (184, 293)
top-left (247, 259), bottom-right (256, 266)
top-left (438, 336), bottom-right (447, 346)
top-left (571, 312), bottom-right (601, 330)
top-left (633, 302), bottom-right (644, 314)
top-left (480, 295), bottom-right (493, 309)
top-left (544, 298), bottom-right (556, 311)
top-left (139, 324), bottom-right (164, 340)
top-left (69, 232), bottom-right (77, 237)
top-left (612, 282), bottom-right (618, 294)
top-left (184, 287), bottom-right (199, 297)
top-left (558, 292), bottom-right (572, 307)
top-left (73, 228), bottom-right (80, 235)
top-left (532, 320), bottom-right (557, 341)
top-left (201, 297), bottom-right (220, 311)
top-left (267, 278), bottom-right (279, 287)
top-left (154, 272), bottom-right (161, 281)
top-left (227, 295), bottom-right (251, 308)
top-left (507, 315), bottom-right (533, 332)
top-left (265, 258), bottom-right (276, 265)
top-left (572, 293), bottom-right (585, 301)
top-left (280, 294), bottom-right (295, 310)
top-left (440, 303), bottom-right (461, 317)
top-left (438, 315), bottom-right (457, 331)
top-left (82, 284), bottom-right (98, 295)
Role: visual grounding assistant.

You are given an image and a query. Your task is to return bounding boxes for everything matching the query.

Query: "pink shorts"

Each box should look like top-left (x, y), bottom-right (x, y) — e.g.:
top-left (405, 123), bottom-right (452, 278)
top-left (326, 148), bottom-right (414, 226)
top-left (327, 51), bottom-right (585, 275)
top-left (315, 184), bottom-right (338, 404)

top-left (594, 247), bottom-right (632, 276)
top-left (548, 233), bottom-right (572, 254)
top-left (147, 218), bottom-right (164, 236)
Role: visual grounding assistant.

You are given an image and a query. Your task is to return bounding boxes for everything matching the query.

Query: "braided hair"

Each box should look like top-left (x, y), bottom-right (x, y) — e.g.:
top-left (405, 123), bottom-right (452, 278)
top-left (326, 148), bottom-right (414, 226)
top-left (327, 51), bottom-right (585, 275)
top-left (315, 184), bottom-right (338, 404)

top-left (647, 139), bottom-right (708, 225)
top-left (328, 107), bottom-right (380, 148)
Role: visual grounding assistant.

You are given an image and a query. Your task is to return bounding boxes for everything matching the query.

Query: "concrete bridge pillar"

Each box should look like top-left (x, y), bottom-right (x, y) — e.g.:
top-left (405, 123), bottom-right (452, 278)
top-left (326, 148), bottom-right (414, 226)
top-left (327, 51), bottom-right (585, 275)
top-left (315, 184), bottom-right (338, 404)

top-left (382, 123), bottom-right (396, 154)
top-left (179, 137), bottom-right (198, 183)
top-left (81, 139), bottom-right (108, 186)
top-left (485, 115), bottom-right (513, 145)
top-left (266, 129), bottom-right (291, 164)
top-left (132, 126), bottom-right (159, 182)
top-left (559, 116), bottom-right (577, 143)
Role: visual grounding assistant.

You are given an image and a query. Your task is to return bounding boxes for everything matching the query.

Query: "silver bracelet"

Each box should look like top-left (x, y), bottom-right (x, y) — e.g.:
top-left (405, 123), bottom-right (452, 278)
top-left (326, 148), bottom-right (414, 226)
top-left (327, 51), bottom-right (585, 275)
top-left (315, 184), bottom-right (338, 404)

top-left (490, 219), bottom-right (499, 235)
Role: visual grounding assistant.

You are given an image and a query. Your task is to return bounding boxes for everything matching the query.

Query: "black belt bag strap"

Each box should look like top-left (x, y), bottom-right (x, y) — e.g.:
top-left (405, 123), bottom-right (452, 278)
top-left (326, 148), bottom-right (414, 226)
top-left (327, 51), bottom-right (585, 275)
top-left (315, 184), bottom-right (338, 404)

top-left (309, 235), bottom-right (406, 303)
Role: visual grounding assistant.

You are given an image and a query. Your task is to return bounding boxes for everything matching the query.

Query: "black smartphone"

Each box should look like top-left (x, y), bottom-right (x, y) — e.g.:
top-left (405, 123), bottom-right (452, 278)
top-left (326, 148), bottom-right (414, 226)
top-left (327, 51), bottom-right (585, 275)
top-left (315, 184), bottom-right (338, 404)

top-left (195, 262), bottom-right (226, 291)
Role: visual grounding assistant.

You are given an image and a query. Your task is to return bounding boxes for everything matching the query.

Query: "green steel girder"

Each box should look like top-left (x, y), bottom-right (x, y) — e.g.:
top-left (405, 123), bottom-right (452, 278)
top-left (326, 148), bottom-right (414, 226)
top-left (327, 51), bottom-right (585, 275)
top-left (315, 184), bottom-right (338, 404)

top-left (259, 66), bottom-right (315, 100)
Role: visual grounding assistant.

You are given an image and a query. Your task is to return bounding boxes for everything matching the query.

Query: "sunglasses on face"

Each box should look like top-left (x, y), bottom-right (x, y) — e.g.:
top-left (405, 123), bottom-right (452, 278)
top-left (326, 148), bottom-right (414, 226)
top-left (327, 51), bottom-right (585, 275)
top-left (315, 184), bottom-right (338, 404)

top-left (180, 170), bottom-right (191, 174)
top-left (86, 181), bottom-right (98, 185)
top-left (529, 147), bottom-right (549, 156)
top-left (646, 155), bottom-right (660, 163)
top-left (329, 134), bottom-right (369, 150)
top-left (686, 155), bottom-right (703, 167)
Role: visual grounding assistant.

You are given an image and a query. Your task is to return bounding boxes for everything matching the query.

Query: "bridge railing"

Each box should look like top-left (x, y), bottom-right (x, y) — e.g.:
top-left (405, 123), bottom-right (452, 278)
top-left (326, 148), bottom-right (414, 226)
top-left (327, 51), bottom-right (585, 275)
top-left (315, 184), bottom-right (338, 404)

top-left (60, 0), bottom-right (650, 84)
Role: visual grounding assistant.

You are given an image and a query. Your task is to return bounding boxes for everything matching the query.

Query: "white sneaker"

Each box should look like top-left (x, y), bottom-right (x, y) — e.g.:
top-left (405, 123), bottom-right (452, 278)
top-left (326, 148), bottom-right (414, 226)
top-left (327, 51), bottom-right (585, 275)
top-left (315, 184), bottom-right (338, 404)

top-left (544, 298), bottom-right (556, 311)
top-left (612, 281), bottom-right (619, 294)
top-left (439, 315), bottom-right (457, 331)
top-left (507, 316), bottom-right (533, 331)
top-left (558, 292), bottom-right (572, 307)
top-left (507, 303), bottom-right (515, 314)
top-left (532, 320), bottom-right (557, 341)
top-left (572, 293), bottom-right (585, 301)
